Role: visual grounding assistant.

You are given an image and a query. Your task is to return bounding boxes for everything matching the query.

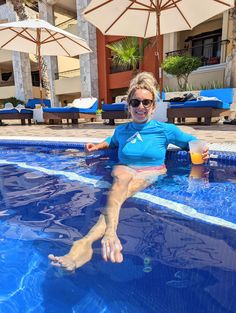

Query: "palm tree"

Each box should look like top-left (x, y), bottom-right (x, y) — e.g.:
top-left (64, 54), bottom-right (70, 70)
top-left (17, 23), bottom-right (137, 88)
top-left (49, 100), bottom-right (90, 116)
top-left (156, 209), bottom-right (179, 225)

top-left (9, 0), bottom-right (50, 98)
top-left (106, 37), bottom-right (149, 73)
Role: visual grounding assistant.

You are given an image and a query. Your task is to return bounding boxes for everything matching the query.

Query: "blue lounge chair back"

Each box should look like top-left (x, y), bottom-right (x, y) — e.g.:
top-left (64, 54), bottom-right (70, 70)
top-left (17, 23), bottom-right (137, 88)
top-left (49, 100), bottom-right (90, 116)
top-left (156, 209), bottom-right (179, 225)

top-left (200, 88), bottom-right (233, 109)
top-left (43, 99), bottom-right (98, 114)
top-left (26, 99), bottom-right (51, 108)
top-left (102, 102), bottom-right (128, 112)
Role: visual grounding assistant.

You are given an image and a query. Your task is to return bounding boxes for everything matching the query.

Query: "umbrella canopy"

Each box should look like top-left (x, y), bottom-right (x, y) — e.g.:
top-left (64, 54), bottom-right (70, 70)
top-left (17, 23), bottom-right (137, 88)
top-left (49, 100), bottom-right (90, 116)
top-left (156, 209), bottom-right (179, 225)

top-left (83, 0), bottom-right (234, 96)
top-left (0, 19), bottom-right (92, 102)
top-left (83, 0), bottom-right (234, 37)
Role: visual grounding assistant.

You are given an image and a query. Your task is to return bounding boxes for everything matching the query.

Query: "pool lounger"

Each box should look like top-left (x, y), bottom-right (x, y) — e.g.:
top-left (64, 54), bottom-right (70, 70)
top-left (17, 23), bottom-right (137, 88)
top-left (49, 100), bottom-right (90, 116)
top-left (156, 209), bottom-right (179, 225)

top-left (43, 98), bottom-right (98, 124)
top-left (102, 102), bottom-right (129, 125)
top-left (0, 108), bottom-right (33, 125)
top-left (167, 88), bottom-right (233, 125)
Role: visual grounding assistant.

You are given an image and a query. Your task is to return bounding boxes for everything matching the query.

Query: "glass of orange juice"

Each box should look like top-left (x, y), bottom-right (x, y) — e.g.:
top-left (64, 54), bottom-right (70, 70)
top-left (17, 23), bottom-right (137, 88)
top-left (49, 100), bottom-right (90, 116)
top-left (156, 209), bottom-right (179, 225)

top-left (189, 140), bottom-right (207, 165)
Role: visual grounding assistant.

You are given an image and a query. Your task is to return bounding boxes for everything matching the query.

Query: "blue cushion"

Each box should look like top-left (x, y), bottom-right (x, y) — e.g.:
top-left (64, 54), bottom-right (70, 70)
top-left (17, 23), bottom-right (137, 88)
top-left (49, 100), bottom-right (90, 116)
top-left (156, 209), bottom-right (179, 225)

top-left (200, 88), bottom-right (233, 104)
top-left (169, 100), bottom-right (228, 109)
top-left (43, 100), bottom-right (98, 114)
top-left (0, 109), bottom-right (33, 114)
top-left (26, 99), bottom-right (51, 109)
top-left (102, 103), bottom-right (128, 111)
top-left (43, 107), bottom-right (80, 113)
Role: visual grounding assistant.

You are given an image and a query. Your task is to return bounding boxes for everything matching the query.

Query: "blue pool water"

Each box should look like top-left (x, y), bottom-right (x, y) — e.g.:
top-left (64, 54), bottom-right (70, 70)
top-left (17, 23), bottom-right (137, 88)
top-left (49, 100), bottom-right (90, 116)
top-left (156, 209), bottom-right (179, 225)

top-left (0, 143), bottom-right (236, 313)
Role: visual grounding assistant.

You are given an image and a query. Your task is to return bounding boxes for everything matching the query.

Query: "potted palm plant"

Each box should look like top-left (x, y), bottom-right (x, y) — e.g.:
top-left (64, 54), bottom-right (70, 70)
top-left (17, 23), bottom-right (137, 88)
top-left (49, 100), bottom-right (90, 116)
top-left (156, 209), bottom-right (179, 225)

top-left (106, 37), bottom-right (149, 73)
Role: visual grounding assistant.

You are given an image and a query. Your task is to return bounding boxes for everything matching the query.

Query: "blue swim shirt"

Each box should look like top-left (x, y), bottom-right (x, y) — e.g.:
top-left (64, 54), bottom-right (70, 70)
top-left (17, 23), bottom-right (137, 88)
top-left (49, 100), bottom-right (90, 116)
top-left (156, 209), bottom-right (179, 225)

top-left (105, 120), bottom-right (197, 167)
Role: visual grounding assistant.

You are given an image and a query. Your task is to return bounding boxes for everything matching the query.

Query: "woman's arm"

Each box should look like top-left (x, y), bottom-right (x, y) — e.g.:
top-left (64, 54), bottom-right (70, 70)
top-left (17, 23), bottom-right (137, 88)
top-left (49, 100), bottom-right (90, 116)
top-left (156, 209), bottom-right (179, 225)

top-left (85, 141), bottom-right (110, 152)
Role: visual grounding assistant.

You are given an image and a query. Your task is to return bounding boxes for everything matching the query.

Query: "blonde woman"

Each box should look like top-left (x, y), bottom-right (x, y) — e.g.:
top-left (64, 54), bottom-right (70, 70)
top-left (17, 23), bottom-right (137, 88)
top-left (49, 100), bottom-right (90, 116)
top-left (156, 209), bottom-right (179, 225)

top-left (49, 72), bottom-right (209, 271)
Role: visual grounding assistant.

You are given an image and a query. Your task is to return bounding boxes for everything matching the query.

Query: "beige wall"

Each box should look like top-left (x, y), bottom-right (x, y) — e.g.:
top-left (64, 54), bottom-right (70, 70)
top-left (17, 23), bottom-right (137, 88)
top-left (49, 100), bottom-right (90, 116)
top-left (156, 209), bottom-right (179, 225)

top-left (57, 56), bottom-right (80, 74)
top-left (0, 85), bottom-right (15, 99)
top-left (55, 76), bottom-right (81, 95)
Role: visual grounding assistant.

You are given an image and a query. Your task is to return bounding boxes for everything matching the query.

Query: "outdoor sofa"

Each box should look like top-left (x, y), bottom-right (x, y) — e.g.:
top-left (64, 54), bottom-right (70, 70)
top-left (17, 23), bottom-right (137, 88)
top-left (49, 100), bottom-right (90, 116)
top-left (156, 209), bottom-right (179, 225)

top-left (43, 98), bottom-right (98, 124)
top-left (167, 88), bottom-right (233, 125)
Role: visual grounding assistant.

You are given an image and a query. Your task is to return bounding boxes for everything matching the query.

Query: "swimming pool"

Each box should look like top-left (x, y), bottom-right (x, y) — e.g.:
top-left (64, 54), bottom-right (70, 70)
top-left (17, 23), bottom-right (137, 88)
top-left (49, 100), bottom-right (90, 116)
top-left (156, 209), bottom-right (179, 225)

top-left (0, 141), bottom-right (236, 313)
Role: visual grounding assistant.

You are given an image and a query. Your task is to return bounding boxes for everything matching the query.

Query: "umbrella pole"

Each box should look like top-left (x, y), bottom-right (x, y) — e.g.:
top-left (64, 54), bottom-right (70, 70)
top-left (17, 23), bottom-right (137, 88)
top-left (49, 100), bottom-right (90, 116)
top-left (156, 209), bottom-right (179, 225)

top-left (36, 29), bottom-right (43, 105)
top-left (156, 6), bottom-right (163, 100)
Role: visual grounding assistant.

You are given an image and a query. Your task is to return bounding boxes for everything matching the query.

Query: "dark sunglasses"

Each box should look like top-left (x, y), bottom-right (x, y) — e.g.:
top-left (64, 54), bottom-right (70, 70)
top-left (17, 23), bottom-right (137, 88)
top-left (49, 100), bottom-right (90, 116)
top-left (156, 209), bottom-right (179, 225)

top-left (129, 98), bottom-right (153, 108)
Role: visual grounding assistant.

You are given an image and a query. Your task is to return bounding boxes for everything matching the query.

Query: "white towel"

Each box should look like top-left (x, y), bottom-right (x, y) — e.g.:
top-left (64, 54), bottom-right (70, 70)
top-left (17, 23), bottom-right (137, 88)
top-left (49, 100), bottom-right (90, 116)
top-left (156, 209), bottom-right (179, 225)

top-left (197, 96), bottom-right (220, 101)
top-left (68, 97), bottom-right (97, 109)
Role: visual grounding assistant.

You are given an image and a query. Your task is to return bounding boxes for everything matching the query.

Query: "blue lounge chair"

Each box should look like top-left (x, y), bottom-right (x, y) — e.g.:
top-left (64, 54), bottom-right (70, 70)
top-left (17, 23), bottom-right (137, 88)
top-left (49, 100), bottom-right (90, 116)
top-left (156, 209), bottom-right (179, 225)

top-left (0, 102), bottom-right (35, 125)
top-left (167, 88), bottom-right (233, 125)
top-left (102, 102), bottom-right (129, 125)
top-left (43, 98), bottom-right (98, 124)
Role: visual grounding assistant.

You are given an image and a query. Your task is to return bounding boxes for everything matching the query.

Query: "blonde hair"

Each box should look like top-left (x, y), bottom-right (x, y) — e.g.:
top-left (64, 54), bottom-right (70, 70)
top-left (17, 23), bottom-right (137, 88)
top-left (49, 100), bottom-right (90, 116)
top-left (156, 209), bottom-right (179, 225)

top-left (127, 72), bottom-right (158, 105)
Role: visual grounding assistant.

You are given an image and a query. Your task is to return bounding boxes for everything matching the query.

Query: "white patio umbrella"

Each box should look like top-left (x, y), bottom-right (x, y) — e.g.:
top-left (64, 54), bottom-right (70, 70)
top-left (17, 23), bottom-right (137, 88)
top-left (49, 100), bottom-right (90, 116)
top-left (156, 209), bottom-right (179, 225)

top-left (0, 19), bottom-right (92, 103)
top-left (83, 0), bottom-right (234, 95)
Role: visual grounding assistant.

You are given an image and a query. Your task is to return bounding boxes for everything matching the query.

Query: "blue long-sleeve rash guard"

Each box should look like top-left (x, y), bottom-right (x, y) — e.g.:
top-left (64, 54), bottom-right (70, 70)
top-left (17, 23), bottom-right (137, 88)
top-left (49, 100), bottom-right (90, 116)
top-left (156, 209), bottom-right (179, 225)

top-left (105, 120), bottom-right (197, 167)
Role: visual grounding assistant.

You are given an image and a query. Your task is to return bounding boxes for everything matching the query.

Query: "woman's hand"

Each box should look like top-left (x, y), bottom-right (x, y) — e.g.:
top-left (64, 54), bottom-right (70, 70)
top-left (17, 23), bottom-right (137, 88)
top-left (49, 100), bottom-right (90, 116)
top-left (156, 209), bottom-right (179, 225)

top-left (101, 229), bottom-right (123, 263)
top-left (85, 143), bottom-right (98, 153)
top-left (85, 141), bottom-right (109, 153)
top-left (202, 147), bottom-right (210, 163)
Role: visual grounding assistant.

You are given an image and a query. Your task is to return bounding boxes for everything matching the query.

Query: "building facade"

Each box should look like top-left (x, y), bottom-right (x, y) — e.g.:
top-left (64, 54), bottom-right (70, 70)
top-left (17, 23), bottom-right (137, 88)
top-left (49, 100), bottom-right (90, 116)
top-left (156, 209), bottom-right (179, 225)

top-left (0, 1), bottom-right (234, 106)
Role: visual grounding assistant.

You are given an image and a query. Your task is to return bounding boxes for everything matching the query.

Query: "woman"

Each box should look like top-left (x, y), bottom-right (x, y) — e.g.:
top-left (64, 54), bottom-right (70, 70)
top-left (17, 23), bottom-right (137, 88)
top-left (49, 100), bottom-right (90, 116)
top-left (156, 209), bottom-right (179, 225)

top-left (49, 72), bottom-right (209, 271)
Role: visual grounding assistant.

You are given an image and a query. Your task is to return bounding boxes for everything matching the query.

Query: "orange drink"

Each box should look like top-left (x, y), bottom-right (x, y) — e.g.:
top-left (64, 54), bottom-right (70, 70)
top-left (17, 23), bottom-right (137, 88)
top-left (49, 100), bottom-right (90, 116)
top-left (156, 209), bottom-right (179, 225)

top-left (189, 140), bottom-right (207, 165)
top-left (190, 152), bottom-right (204, 165)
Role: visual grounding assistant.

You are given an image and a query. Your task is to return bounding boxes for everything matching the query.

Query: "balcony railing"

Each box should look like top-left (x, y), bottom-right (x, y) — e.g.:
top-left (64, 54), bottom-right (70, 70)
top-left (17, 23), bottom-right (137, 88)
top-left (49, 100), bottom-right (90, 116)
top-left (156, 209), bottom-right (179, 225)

top-left (165, 39), bottom-right (229, 66)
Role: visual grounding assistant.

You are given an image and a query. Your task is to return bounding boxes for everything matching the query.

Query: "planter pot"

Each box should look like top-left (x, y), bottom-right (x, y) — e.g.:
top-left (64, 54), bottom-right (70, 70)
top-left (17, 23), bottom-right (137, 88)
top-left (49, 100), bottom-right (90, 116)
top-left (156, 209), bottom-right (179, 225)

top-left (96, 114), bottom-right (103, 122)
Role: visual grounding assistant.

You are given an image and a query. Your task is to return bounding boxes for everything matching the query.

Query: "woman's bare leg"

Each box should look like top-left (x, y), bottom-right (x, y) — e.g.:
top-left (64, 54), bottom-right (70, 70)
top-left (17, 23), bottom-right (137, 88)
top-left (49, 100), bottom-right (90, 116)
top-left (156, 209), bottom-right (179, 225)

top-left (49, 165), bottom-right (164, 270)
top-left (48, 165), bottom-right (134, 271)
top-left (101, 166), bottom-right (163, 263)
top-left (49, 214), bottom-right (106, 271)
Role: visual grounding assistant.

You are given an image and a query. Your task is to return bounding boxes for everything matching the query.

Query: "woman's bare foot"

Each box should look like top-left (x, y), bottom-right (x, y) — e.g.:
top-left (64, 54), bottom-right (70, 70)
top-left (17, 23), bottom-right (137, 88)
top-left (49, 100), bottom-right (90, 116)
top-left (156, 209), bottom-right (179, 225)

top-left (101, 230), bottom-right (123, 263)
top-left (48, 238), bottom-right (93, 271)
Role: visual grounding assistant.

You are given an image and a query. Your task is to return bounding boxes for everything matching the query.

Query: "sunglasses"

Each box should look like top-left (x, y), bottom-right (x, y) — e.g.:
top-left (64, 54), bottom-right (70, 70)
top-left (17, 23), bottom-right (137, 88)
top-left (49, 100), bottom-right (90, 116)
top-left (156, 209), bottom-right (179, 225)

top-left (129, 98), bottom-right (153, 108)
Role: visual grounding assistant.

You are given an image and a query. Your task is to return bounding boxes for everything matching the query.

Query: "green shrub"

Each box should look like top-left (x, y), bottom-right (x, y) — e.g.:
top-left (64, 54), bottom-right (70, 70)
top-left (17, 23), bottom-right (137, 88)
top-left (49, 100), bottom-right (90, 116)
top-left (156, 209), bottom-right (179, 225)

top-left (96, 109), bottom-right (103, 115)
top-left (162, 55), bottom-right (201, 91)
top-left (3, 97), bottom-right (25, 107)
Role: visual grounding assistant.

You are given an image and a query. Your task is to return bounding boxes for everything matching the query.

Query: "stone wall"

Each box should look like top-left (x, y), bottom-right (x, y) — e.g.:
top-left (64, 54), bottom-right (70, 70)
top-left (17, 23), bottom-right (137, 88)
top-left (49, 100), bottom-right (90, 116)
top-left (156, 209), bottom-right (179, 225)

top-left (76, 0), bottom-right (98, 99)
top-left (0, 2), bottom-right (33, 102)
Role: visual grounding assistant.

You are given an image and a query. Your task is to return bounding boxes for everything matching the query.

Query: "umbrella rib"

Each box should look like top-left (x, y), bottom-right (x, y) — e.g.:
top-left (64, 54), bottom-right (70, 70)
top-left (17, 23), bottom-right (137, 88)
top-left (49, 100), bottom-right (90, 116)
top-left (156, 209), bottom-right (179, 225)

top-left (129, 0), bottom-right (155, 11)
top-left (144, 11), bottom-right (151, 37)
top-left (104, 2), bottom-right (135, 34)
top-left (213, 0), bottom-right (232, 6)
top-left (83, 0), bottom-right (113, 14)
top-left (169, 0), bottom-right (191, 28)
top-left (43, 28), bottom-right (91, 55)
top-left (0, 27), bottom-right (36, 48)
top-left (161, 0), bottom-right (182, 10)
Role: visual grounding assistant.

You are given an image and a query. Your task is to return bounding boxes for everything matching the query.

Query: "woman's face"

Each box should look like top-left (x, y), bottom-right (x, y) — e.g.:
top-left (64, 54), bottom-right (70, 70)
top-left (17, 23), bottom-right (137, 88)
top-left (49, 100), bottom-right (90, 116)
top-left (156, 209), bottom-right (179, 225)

top-left (129, 89), bottom-right (155, 124)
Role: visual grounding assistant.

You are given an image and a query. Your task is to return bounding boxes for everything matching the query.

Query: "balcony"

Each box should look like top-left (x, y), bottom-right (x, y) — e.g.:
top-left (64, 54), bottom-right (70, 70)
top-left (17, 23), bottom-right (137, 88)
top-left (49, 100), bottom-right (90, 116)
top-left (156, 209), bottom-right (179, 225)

top-left (166, 39), bottom-right (229, 66)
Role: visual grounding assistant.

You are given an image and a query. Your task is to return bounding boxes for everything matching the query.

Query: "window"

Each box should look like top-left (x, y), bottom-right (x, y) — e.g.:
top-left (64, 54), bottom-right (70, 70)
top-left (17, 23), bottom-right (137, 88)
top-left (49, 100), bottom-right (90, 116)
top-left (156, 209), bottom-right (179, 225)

top-left (191, 30), bottom-right (222, 65)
